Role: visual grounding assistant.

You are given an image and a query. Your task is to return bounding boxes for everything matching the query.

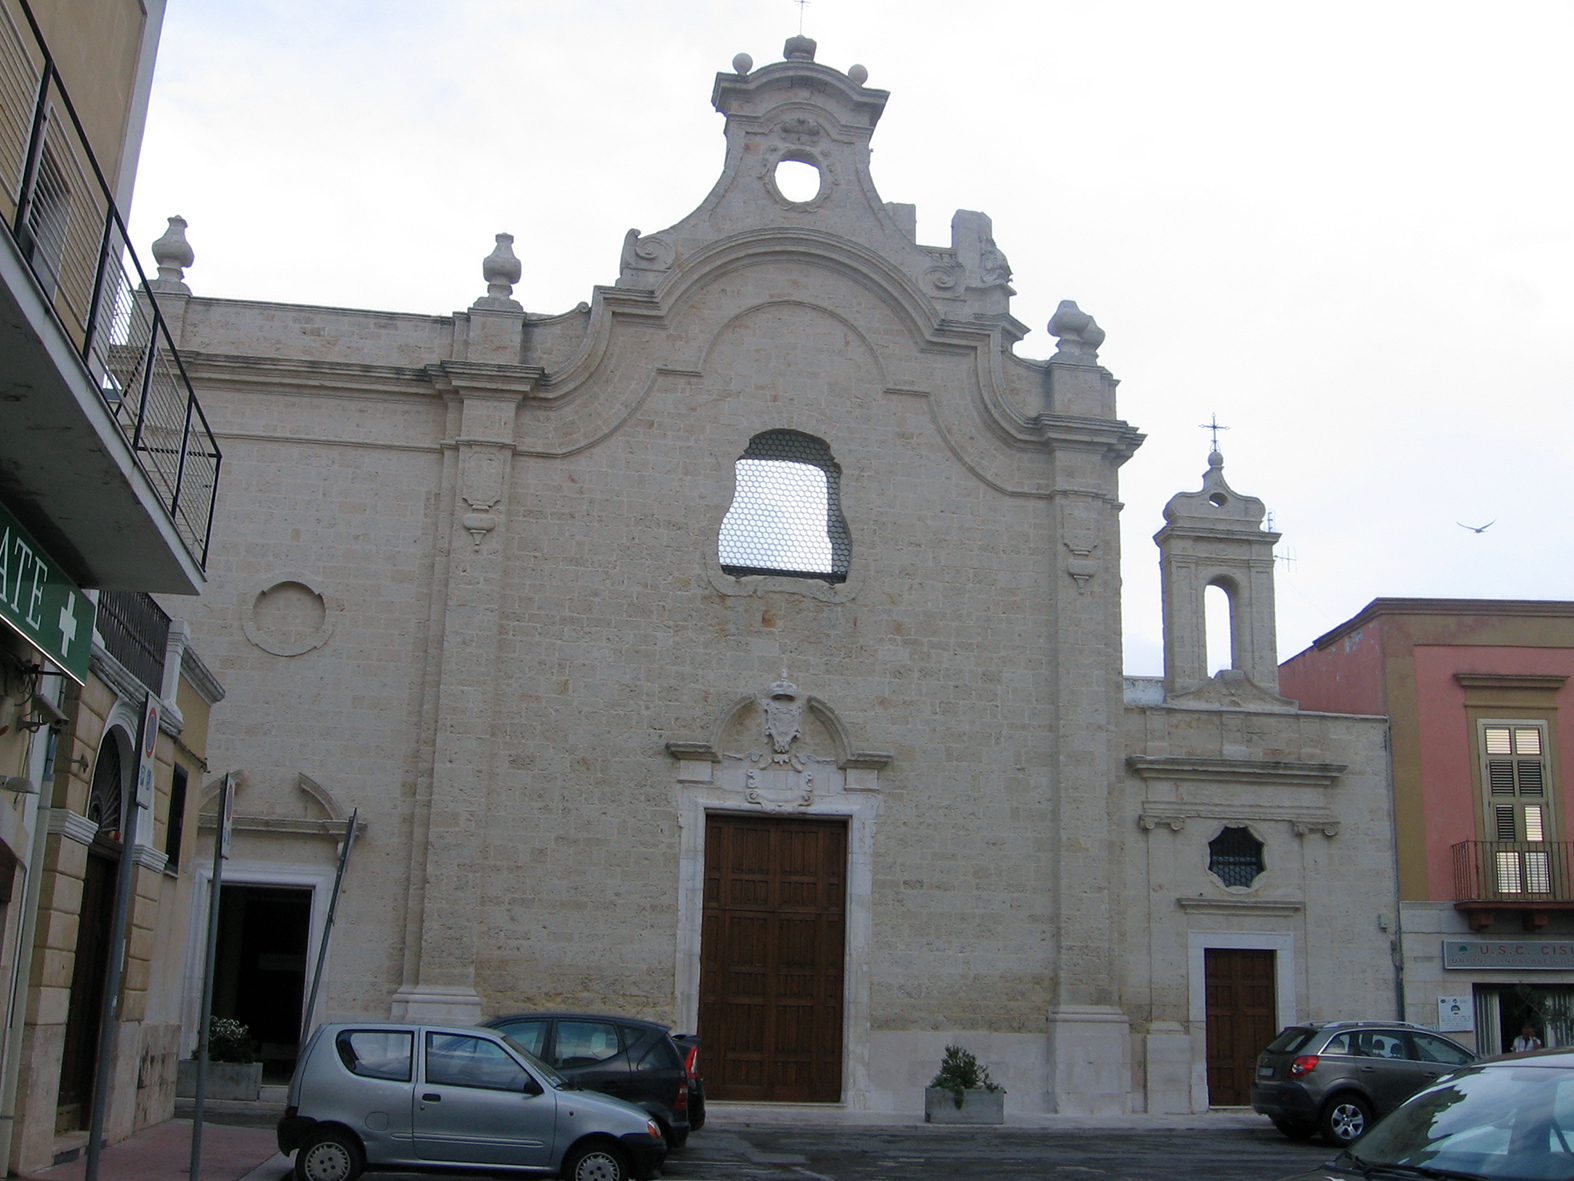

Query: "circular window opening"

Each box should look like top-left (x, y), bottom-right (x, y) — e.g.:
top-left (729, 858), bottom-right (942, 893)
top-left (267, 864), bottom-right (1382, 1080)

top-left (1208, 825), bottom-right (1265, 888)
top-left (774, 159), bottom-right (822, 203)
top-left (1208, 492), bottom-right (1228, 507)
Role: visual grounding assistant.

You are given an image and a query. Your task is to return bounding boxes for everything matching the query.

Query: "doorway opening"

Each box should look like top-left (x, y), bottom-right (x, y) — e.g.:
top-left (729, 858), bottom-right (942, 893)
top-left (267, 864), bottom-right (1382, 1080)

top-left (1474, 984), bottom-right (1574, 1055)
top-left (697, 813), bottom-right (847, 1102)
top-left (1204, 947), bottom-right (1276, 1106)
top-left (213, 885), bottom-right (312, 1083)
top-left (56, 731), bottom-right (126, 1132)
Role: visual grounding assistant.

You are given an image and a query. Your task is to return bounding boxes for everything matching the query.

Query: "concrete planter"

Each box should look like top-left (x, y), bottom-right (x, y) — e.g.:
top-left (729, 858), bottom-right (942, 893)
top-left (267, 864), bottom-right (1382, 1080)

top-left (176, 1060), bottom-right (262, 1101)
top-left (924, 1086), bottom-right (1005, 1124)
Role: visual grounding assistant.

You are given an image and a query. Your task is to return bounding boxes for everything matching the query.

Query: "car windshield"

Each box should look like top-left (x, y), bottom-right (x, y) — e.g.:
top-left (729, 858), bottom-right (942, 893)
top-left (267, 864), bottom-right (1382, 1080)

top-left (499, 1036), bottom-right (569, 1089)
top-left (1351, 1065), bottom-right (1574, 1180)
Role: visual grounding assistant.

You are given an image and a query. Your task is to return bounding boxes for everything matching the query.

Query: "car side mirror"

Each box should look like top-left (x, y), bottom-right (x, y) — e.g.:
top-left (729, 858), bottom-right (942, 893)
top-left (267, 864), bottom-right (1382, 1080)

top-left (520, 1075), bottom-right (543, 1096)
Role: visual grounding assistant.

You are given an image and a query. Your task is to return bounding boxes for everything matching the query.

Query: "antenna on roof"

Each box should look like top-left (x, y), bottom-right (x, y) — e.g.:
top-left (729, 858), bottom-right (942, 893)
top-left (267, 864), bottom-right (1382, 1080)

top-left (796, 0), bottom-right (810, 34)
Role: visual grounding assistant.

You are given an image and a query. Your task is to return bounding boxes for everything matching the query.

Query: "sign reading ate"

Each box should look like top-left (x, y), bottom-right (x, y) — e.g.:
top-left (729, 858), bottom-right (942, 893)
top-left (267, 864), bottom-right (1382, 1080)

top-left (0, 502), bottom-right (93, 683)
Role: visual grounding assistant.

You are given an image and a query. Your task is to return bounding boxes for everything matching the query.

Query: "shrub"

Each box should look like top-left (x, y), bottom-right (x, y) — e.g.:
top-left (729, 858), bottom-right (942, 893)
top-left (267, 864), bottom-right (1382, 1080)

top-left (929, 1044), bottom-right (1003, 1109)
top-left (204, 1017), bottom-right (257, 1064)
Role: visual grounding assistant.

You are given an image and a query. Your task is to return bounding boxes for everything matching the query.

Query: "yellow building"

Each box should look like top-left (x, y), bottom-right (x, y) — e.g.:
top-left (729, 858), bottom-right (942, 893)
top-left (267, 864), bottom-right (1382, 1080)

top-left (1, 0), bottom-right (224, 1170)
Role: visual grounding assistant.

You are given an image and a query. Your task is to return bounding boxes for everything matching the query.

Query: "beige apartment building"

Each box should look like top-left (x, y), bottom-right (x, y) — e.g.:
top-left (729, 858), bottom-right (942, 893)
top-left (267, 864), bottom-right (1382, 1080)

top-left (1, 0), bottom-right (224, 1170)
top-left (157, 37), bottom-right (1396, 1114)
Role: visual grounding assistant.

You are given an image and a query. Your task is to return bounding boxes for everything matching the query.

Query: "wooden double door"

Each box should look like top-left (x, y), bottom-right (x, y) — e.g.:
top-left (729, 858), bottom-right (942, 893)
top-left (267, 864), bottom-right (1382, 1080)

top-left (697, 814), bottom-right (846, 1102)
top-left (1204, 947), bottom-right (1277, 1106)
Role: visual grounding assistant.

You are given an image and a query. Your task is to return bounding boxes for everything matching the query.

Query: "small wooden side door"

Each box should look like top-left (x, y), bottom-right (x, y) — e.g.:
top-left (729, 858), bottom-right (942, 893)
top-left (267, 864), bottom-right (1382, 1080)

top-left (1204, 947), bottom-right (1276, 1106)
top-left (698, 814), bottom-right (846, 1102)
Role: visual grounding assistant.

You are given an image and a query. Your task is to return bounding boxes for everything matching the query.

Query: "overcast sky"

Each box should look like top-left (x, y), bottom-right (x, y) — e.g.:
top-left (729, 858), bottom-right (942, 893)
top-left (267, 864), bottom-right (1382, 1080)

top-left (125, 1), bottom-right (1574, 676)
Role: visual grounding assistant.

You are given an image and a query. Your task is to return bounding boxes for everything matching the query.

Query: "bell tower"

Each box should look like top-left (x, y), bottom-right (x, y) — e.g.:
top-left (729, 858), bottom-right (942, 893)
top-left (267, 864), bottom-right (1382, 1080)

top-left (1155, 450), bottom-right (1282, 695)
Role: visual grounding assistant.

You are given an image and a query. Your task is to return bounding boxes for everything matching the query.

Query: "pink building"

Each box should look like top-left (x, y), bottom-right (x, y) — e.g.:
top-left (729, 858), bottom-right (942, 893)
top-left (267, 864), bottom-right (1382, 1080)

top-left (1281, 600), bottom-right (1574, 1054)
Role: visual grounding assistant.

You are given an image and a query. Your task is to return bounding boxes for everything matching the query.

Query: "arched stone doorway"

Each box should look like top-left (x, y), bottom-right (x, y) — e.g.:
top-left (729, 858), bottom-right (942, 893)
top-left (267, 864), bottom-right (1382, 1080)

top-left (55, 728), bottom-right (128, 1132)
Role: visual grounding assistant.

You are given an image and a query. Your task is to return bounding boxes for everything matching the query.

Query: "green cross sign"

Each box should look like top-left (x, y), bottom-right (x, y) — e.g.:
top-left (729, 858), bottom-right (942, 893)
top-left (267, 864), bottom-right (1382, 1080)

top-left (0, 502), bottom-right (94, 683)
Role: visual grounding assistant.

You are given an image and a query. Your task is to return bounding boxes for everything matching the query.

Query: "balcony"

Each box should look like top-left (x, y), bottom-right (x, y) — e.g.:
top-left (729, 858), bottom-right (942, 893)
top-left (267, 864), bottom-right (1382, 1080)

top-left (1453, 840), bottom-right (1574, 931)
top-left (0, 0), bottom-right (219, 593)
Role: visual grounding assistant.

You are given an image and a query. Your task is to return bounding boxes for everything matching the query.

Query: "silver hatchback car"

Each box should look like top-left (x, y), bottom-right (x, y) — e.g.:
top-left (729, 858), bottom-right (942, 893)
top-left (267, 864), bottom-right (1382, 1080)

top-left (278, 1023), bottom-right (667, 1181)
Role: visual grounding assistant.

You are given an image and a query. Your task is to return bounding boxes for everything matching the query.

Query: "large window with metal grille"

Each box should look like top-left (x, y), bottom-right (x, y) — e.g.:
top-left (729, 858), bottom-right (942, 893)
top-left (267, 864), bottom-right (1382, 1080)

top-left (1479, 720), bottom-right (1555, 894)
top-left (719, 430), bottom-right (850, 583)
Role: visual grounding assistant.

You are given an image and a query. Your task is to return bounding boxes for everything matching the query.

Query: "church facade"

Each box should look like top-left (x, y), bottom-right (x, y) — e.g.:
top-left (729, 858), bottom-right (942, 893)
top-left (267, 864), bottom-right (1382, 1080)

top-left (156, 39), bottom-right (1396, 1114)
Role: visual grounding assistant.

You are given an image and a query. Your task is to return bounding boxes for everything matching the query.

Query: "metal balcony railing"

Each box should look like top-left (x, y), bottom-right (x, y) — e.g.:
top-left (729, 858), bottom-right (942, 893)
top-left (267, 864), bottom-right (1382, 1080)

top-left (95, 590), bottom-right (169, 693)
top-left (1453, 840), bottom-right (1574, 903)
top-left (0, 0), bottom-right (220, 569)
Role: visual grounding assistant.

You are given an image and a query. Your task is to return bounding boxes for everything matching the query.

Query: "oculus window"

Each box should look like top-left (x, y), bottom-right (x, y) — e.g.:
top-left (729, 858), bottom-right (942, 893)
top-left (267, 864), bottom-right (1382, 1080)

top-left (719, 430), bottom-right (850, 583)
top-left (1208, 825), bottom-right (1265, 888)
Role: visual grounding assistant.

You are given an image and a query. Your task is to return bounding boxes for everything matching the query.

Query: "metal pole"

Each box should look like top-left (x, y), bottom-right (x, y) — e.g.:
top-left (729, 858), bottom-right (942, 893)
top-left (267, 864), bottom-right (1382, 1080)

top-left (300, 810), bottom-right (357, 1046)
top-left (189, 773), bottom-right (231, 1181)
top-left (82, 733), bottom-right (146, 1181)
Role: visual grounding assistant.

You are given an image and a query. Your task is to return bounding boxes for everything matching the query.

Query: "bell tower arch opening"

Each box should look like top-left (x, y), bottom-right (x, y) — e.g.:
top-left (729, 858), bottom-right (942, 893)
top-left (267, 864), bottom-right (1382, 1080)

top-left (1155, 450), bottom-right (1282, 696)
top-left (1204, 579), bottom-right (1237, 675)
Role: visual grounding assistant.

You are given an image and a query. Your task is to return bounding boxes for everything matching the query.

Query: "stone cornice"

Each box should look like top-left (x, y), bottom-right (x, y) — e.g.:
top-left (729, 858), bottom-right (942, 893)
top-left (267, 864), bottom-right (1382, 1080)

top-left (178, 351), bottom-right (436, 396)
top-left (180, 644), bottom-right (226, 705)
top-left (47, 809), bottom-right (99, 846)
top-left (1454, 673), bottom-right (1569, 692)
top-left (1176, 897), bottom-right (1304, 915)
top-left (1127, 755), bottom-right (1347, 787)
top-left (1138, 802), bottom-right (1340, 837)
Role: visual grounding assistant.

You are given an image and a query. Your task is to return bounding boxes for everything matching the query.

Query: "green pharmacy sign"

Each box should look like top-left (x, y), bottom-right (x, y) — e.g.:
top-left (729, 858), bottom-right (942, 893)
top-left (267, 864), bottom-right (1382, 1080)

top-left (0, 503), bottom-right (94, 683)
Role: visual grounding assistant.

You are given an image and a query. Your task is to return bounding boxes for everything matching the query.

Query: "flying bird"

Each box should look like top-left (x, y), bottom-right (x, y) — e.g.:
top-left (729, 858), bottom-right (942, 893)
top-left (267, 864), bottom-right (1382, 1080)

top-left (1457, 521), bottom-right (1495, 534)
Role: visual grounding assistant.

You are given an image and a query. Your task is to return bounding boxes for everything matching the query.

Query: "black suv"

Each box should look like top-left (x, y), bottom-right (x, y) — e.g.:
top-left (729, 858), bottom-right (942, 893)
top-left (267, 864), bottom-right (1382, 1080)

top-left (1251, 1020), bottom-right (1476, 1146)
top-left (485, 1012), bottom-right (703, 1149)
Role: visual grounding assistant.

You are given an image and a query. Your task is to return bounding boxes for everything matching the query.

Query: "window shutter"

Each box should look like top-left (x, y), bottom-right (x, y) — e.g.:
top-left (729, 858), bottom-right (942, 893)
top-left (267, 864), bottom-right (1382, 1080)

top-left (1496, 805), bottom-right (1518, 842)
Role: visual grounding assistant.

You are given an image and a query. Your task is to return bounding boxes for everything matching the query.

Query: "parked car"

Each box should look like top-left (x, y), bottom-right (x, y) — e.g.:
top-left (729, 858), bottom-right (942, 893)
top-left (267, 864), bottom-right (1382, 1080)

top-left (278, 1022), bottom-right (666, 1181)
top-left (672, 1033), bottom-right (705, 1132)
top-left (1251, 1020), bottom-right (1476, 1146)
top-left (1273, 1046), bottom-right (1574, 1180)
top-left (485, 1012), bottom-right (702, 1149)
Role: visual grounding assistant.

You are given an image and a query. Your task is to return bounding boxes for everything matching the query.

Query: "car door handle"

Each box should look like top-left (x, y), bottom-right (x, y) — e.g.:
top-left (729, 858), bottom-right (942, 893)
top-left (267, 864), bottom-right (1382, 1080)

top-left (422, 1093), bottom-right (441, 1102)
top-left (1359, 1066), bottom-right (1377, 1073)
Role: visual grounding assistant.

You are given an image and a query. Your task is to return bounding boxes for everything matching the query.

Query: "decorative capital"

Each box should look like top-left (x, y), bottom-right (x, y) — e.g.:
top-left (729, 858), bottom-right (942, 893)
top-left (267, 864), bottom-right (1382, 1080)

top-left (1048, 299), bottom-right (1104, 364)
top-left (474, 232), bottom-right (523, 311)
top-left (149, 215), bottom-right (194, 294)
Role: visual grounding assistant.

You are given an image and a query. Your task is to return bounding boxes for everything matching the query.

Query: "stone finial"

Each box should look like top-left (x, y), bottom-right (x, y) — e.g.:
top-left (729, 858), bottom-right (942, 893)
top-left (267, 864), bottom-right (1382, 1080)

top-left (474, 232), bottom-right (523, 311)
top-left (1048, 299), bottom-right (1105, 364)
top-left (847, 63), bottom-right (869, 85)
top-left (149, 215), bottom-right (193, 294)
top-left (784, 34), bottom-right (817, 60)
top-left (732, 52), bottom-right (753, 74)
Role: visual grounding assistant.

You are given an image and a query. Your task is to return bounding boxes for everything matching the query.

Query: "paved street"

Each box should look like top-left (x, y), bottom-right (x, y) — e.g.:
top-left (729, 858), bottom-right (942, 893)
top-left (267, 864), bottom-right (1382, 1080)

top-left (662, 1123), bottom-right (1335, 1181)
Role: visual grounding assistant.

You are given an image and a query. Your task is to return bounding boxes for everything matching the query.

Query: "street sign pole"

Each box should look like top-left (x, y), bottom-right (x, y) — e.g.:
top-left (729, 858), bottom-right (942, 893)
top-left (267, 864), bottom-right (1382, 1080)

top-left (300, 810), bottom-right (357, 1047)
top-left (189, 773), bottom-right (233, 1181)
top-left (83, 693), bottom-right (157, 1181)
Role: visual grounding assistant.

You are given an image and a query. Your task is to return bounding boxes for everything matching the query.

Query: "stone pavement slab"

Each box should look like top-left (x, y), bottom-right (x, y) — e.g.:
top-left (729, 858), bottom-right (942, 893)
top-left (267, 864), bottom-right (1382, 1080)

top-left (21, 1120), bottom-right (278, 1181)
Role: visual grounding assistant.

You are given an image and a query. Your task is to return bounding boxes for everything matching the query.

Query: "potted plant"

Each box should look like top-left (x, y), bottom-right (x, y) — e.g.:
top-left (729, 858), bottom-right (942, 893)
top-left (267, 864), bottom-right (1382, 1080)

top-left (176, 1017), bottom-right (263, 1101)
top-left (924, 1044), bottom-right (1005, 1124)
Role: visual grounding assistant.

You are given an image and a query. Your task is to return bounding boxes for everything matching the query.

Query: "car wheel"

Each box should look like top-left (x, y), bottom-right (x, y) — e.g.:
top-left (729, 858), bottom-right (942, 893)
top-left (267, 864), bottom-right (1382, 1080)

top-left (294, 1127), bottom-right (362, 1181)
top-left (1321, 1094), bottom-right (1373, 1146)
top-left (1273, 1118), bottom-right (1315, 1141)
top-left (564, 1141), bottom-right (629, 1181)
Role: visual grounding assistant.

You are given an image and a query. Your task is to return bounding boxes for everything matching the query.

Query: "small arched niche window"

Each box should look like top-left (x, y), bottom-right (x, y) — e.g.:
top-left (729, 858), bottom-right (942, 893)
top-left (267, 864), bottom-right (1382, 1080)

top-left (719, 430), bottom-right (850, 583)
top-left (1208, 825), bottom-right (1265, 888)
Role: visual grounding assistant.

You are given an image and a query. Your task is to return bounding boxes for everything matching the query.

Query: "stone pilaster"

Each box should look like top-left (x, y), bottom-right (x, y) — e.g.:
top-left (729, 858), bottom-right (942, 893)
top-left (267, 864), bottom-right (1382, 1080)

top-left (1043, 307), bottom-right (1134, 1114)
top-left (392, 362), bottom-right (535, 1022)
